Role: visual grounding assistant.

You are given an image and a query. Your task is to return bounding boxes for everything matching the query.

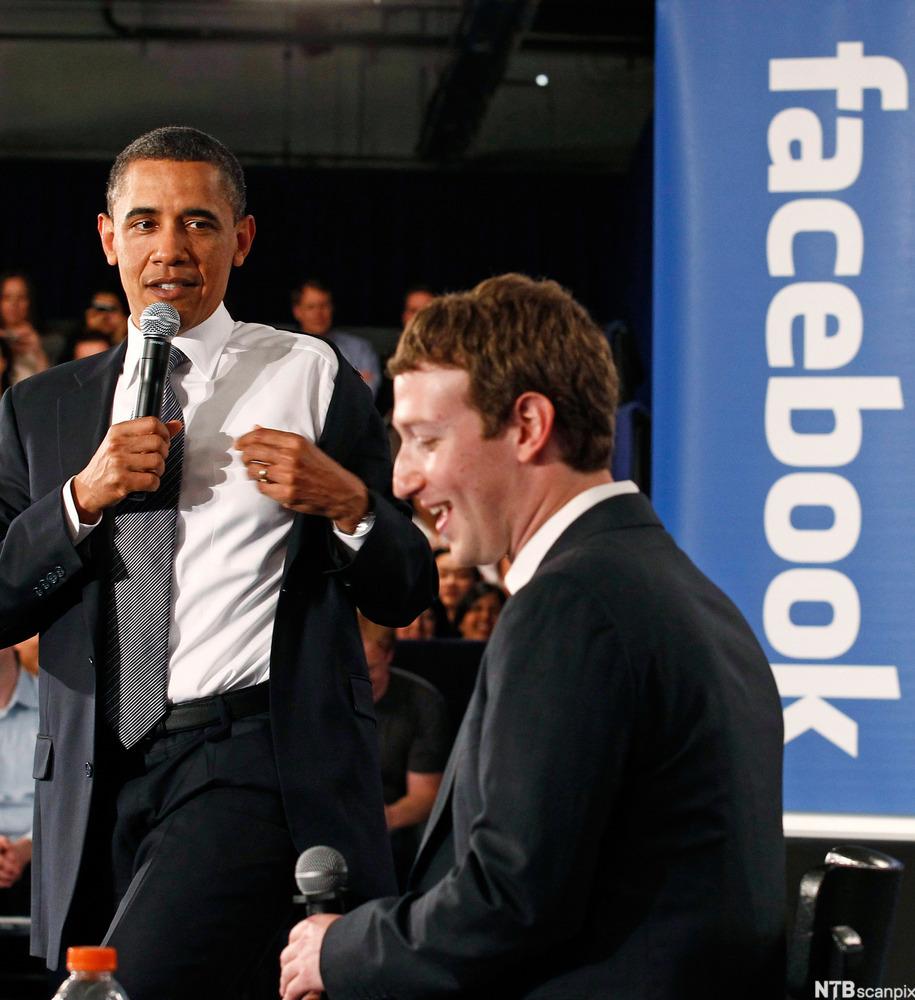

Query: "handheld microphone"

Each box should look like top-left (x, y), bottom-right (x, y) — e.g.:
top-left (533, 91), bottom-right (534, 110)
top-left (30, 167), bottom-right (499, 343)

top-left (293, 846), bottom-right (348, 916)
top-left (132, 303), bottom-right (181, 419)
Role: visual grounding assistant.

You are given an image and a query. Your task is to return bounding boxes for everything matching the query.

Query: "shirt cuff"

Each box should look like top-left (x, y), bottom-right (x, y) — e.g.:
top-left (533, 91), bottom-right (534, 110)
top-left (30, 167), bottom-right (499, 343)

top-left (331, 511), bottom-right (376, 553)
top-left (62, 478), bottom-right (102, 544)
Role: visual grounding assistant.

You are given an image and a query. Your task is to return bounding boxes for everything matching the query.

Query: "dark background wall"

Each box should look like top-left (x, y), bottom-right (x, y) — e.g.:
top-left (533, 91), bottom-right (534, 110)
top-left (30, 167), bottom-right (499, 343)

top-left (0, 159), bottom-right (637, 335)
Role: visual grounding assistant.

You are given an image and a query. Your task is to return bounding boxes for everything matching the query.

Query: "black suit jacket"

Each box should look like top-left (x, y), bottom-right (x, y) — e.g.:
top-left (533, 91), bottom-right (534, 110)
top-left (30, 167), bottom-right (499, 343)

top-left (0, 334), bottom-right (435, 966)
top-left (321, 493), bottom-right (785, 999)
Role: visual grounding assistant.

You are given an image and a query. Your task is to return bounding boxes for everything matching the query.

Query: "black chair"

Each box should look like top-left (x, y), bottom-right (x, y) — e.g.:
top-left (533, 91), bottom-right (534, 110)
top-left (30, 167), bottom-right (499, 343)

top-left (787, 844), bottom-right (904, 998)
top-left (0, 915), bottom-right (49, 1000)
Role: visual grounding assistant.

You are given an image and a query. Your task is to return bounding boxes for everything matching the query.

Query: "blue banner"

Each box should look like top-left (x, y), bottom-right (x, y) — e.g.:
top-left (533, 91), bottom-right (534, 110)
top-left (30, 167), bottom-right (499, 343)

top-left (654, 1), bottom-right (915, 834)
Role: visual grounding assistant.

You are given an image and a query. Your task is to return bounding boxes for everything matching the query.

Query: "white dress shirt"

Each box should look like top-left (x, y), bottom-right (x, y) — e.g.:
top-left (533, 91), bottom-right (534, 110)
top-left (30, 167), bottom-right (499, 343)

top-left (504, 480), bottom-right (639, 595)
top-left (63, 304), bottom-right (369, 702)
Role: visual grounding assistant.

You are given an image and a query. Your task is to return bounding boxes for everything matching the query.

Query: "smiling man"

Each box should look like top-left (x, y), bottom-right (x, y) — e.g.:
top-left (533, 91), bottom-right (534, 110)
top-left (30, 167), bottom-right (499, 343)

top-left (0, 127), bottom-right (434, 998)
top-left (280, 274), bottom-right (786, 1000)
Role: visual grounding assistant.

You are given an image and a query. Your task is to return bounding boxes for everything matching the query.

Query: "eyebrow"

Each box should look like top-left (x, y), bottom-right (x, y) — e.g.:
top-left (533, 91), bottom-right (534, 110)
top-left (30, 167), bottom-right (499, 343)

top-left (123, 207), bottom-right (221, 222)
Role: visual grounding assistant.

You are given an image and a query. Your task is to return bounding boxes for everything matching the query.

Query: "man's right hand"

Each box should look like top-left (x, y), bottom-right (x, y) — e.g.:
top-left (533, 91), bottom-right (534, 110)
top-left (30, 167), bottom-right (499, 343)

top-left (71, 417), bottom-right (183, 520)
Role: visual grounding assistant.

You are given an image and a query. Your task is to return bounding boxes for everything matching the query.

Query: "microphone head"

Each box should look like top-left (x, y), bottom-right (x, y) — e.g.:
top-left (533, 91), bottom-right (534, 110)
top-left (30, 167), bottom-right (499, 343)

top-left (139, 302), bottom-right (180, 340)
top-left (295, 846), bottom-right (348, 898)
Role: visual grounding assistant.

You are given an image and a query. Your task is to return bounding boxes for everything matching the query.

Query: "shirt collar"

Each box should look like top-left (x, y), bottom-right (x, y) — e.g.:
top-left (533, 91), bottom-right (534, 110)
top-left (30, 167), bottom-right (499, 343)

top-left (0, 666), bottom-right (38, 718)
top-left (504, 480), bottom-right (639, 594)
top-left (123, 302), bottom-right (235, 385)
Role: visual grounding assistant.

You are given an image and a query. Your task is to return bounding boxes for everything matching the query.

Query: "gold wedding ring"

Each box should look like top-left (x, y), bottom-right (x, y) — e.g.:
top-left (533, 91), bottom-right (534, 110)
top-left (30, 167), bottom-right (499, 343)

top-left (256, 464), bottom-right (270, 483)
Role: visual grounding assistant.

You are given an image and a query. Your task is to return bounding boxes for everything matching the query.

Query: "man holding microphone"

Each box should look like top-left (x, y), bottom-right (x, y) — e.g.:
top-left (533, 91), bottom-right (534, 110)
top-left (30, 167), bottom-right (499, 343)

top-left (0, 126), bottom-right (434, 999)
top-left (280, 274), bottom-right (785, 999)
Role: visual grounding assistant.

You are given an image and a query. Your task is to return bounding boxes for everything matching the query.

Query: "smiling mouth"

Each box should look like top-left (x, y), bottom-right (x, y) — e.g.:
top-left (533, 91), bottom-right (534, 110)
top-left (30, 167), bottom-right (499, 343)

top-left (146, 279), bottom-right (198, 291)
top-left (428, 502), bottom-right (452, 533)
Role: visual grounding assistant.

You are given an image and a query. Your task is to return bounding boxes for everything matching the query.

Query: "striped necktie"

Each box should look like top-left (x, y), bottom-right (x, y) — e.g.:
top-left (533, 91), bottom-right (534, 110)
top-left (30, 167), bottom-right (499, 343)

top-left (104, 346), bottom-right (190, 748)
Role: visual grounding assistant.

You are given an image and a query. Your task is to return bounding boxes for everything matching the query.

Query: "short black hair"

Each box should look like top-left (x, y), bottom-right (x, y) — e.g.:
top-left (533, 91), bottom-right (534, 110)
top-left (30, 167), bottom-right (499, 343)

top-left (68, 329), bottom-right (113, 359)
top-left (291, 277), bottom-right (333, 308)
top-left (454, 582), bottom-right (507, 629)
top-left (106, 126), bottom-right (247, 221)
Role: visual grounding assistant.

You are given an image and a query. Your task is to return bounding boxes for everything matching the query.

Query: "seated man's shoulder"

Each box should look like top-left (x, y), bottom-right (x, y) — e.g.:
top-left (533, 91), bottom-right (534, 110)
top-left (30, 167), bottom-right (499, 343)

top-left (331, 330), bottom-right (375, 353)
top-left (388, 668), bottom-right (447, 709)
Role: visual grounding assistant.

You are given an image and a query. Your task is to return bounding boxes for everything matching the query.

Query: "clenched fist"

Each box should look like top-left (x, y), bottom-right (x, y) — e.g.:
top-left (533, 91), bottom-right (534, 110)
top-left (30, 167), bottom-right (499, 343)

top-left (71, 416), bottom-right (183, 520)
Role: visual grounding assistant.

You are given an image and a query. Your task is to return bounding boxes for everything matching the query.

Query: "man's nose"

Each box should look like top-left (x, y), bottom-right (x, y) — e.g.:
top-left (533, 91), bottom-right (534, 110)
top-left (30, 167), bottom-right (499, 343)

top-left (151, 223), bottom-right (190, 264)
top-left (392, 450), bottom-right (422, 500)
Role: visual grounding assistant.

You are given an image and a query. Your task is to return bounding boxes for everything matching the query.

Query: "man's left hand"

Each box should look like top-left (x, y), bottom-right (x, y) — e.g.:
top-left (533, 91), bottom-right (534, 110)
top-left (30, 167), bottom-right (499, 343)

top-left (235, 427), bottom-right (369, 533)
top-left (279, 913), bottom-right (341, 1000)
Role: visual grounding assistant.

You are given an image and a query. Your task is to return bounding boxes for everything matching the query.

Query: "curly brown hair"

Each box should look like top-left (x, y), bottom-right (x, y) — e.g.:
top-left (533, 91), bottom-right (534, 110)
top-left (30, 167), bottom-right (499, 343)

top-left (388, 273), bottom-right (618, 471)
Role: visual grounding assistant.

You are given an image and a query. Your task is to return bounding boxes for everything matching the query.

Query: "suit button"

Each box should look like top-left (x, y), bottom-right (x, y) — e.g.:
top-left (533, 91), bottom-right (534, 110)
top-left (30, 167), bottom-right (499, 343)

top-left (84, 762), bottom-right (93, 778)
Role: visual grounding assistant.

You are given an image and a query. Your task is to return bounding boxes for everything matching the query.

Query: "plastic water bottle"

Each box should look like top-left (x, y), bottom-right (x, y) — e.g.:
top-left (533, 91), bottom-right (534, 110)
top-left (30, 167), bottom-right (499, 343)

top-left (52, 946), bottom-right (131, 999)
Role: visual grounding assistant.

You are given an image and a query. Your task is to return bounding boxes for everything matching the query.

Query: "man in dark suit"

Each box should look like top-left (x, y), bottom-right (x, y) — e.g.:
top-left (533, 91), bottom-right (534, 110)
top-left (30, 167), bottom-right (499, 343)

top-left (0, 126), bottom-right (434, 998)
top-left (280, 274), bottom-right (785, 999)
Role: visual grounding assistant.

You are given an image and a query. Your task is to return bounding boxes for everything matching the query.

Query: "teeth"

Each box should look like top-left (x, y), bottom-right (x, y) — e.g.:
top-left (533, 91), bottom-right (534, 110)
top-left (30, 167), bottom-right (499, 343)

top-left (157, 283), bottom-right (180, 290)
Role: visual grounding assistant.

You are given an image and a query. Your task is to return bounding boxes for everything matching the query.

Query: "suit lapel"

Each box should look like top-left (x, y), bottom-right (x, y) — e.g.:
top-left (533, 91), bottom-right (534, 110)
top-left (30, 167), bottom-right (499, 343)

top-left (415, 731), bottom-right (461, 859)
top-left (537, 492), bottom-right (661, 569)
top-left (412, 665), bottom-right (484, 870)
top-left (412, 495), bottom-right (661, 878)
top-left (57, 343), bottom-right (125, 662)
top-left (56, 342), bottom-right (126, 480)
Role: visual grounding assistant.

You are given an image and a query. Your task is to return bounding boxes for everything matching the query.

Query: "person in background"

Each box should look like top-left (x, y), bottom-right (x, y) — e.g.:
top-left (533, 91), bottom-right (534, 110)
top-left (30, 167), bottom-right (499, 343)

top-left (0, 641), bottom-right (38, 911)
top-left (435, 548), bottom-right (480, 635)
top-left (68, 329), bottom-right (113, 361)
top-left (395, 602), bottom-right (449, 642)
top-left (11, 635), bottom-right (39, 676)
top-left (291, 278), bottom-right (381, 398)
top-left (401, 285), bottom-right (436, 332)
top-left (84, 290), bottom-right (129, 346)
top-left (454, 582), bottom-right (507, 642)
top-left (0, 336), bottom-right (13, 395)
top-left (360, 615), bottom-right (450, 889)
top-left (0, 271), bottom-right (50, 383)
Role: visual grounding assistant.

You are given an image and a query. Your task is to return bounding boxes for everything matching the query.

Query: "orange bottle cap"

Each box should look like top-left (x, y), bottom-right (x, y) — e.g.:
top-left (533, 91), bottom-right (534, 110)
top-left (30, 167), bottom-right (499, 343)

top-left (66, 947), bottom-right (117, 972)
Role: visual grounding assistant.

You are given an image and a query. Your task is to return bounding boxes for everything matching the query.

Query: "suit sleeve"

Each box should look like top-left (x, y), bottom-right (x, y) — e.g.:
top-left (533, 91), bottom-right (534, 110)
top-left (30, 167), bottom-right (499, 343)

top-left (0, 387), bottom-right (89, 647)
top-left (320, 572), bottom-right (638, 998)
top-left (319, 356), bottom-right (436, 629)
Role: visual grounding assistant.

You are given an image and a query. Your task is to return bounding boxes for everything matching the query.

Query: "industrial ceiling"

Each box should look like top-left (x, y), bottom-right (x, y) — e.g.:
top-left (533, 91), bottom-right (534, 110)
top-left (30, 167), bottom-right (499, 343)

top-left (0, 0), bottom-right (653, 170)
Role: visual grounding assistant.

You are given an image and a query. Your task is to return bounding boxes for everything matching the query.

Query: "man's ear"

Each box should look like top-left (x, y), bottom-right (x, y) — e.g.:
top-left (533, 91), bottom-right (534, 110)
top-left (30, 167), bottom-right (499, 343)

top-left (233, 215), bottom-right (256, 267)
top-left (513, 392), bottom-right (555, 464)
top-left (98, 214), bottom-right (117, 266)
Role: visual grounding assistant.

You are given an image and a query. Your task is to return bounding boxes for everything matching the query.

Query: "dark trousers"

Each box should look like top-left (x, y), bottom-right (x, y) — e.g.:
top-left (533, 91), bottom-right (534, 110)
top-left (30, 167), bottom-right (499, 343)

top-left (77, 711), bottom-right (299, 1000)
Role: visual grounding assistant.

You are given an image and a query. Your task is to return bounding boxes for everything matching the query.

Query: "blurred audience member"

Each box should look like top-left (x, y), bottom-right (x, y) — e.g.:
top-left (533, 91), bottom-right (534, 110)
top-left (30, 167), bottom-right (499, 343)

top-left (395, 602), bottom-right (450, 641)
top-left (360, 615), bottom-right (450, 888)
top-left (0, 641), bottom-right (38, 914)
top-left (291, 278), bottom-right (381, 397)
top-left (401, 285), bottom-right (436, 331)
top-left (0, 271), bottom-right (50, 383)
top-left (12, 634), bottom-right (38, 676)
top-left (68, 329), bottom-right (113, 361)
top-left (455, 582), bottom-right (507, 642)
top-left (84, 289), bottom-right (128, 345)
top-left (435, 548), bottom-right (480, 635)
top-left (0, 336), bottom-right (12, 395)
